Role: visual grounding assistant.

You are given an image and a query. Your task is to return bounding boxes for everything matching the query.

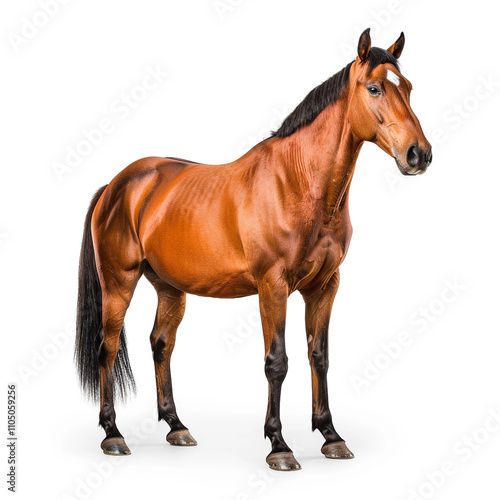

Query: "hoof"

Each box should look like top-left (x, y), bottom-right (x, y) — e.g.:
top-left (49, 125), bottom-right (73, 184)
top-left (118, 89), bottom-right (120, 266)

top-left (167, 429), bottom-right (197, 446)
top-left (321, 441), bottom-right (354, 459)
top-left (266, 452), bottom-right (302, 471)
top-left (101, 437), bottom-right (131, 456)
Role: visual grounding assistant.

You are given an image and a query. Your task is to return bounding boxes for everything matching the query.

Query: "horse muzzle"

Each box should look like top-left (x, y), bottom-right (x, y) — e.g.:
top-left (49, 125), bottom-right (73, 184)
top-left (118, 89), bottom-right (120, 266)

top-left (395, 143), bottom-right (432, 176)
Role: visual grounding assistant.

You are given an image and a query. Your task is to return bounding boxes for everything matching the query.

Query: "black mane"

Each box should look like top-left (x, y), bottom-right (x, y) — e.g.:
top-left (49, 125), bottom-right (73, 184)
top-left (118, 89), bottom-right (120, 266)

top-left (271, 47), bottom-right (400, 138)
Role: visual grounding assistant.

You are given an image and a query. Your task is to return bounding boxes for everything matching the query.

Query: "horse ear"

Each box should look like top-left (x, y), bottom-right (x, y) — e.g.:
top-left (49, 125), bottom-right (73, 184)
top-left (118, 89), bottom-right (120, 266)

top-left (387, 32), bottom-right (405, 59)
top-left (357, 28), bottom-right (371, 62)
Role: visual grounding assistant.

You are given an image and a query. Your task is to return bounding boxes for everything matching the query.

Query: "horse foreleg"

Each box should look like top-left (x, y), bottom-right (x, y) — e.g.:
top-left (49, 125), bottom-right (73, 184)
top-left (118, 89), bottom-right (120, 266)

top-left (258, 272), bottom-right (301, 471)
top-left (301, 270), bottom-right (354, 459)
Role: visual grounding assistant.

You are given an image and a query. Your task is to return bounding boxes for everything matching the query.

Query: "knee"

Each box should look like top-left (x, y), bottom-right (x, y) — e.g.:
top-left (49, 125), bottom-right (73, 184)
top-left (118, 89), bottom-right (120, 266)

top-left (265, 351), bottom-right (288, 382)
top-left (311, 347), bottom-right (329, 376)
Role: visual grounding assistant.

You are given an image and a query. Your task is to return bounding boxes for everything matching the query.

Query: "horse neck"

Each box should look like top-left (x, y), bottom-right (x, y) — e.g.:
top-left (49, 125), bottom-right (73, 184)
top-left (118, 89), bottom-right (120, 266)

top-left (277, 97), bottom-right (363, 219)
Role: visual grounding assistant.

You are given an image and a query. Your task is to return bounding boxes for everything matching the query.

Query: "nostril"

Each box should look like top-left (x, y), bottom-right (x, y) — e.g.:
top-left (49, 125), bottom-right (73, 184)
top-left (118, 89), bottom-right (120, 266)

top-left (426, 148), bottom-right (433, 166)
top-left (406, 144), bottom-right (420, 167)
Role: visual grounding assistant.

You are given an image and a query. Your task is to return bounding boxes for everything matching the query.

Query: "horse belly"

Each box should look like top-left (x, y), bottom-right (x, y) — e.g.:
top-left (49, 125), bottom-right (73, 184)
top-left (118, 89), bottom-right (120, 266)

top-left (147, 243), bottom-right (256, 298)
top-left (141, 194), bottom-right (256, 298)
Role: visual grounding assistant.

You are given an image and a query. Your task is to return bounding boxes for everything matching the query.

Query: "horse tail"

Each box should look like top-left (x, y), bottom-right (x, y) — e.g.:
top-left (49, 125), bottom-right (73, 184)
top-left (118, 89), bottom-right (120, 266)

top-left (75, 185), bottom-right (136, 402)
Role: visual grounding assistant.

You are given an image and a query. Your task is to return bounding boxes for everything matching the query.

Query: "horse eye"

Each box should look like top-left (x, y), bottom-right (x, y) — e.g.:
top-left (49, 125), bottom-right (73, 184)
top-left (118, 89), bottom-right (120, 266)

top-left (368, 85), bottom-right (381, 96)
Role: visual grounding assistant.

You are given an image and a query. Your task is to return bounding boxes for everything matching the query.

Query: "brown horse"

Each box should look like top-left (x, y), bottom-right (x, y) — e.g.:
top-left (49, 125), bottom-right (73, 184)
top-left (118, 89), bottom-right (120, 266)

top-left (75, 28), bottom-right (432, 471)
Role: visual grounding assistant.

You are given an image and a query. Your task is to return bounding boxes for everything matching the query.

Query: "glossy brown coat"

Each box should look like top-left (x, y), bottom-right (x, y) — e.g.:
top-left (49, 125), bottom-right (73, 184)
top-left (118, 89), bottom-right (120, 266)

top-left (77, 29), bottom-right (432, 470)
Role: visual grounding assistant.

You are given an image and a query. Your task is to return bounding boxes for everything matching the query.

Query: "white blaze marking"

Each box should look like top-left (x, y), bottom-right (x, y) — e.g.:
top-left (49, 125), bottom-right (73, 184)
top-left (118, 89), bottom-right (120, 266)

top-left (386, 69), bottom-right (400, 86)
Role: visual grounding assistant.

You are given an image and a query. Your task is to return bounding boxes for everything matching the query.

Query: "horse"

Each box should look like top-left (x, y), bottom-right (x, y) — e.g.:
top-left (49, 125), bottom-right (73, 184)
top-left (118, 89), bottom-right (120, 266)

top-left (75, 28), bottom-right (432, 471)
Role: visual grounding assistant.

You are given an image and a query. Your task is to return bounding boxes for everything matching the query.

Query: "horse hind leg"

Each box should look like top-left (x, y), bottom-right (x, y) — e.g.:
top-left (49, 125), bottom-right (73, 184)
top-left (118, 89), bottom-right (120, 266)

top-left (145, 266), bottom-right (197, 446)
top-left (98, 261), bottom-right (143, 455)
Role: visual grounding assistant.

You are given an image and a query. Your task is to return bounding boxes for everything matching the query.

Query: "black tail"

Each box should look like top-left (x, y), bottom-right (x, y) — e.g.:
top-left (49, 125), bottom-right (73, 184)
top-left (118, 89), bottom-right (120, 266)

top-left (75, 185), bottom-right (136, 403)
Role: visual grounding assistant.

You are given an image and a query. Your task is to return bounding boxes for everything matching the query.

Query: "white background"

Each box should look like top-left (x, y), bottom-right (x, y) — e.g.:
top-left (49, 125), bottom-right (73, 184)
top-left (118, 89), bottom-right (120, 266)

top-left (2, 1), bottom-right (500, 499)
